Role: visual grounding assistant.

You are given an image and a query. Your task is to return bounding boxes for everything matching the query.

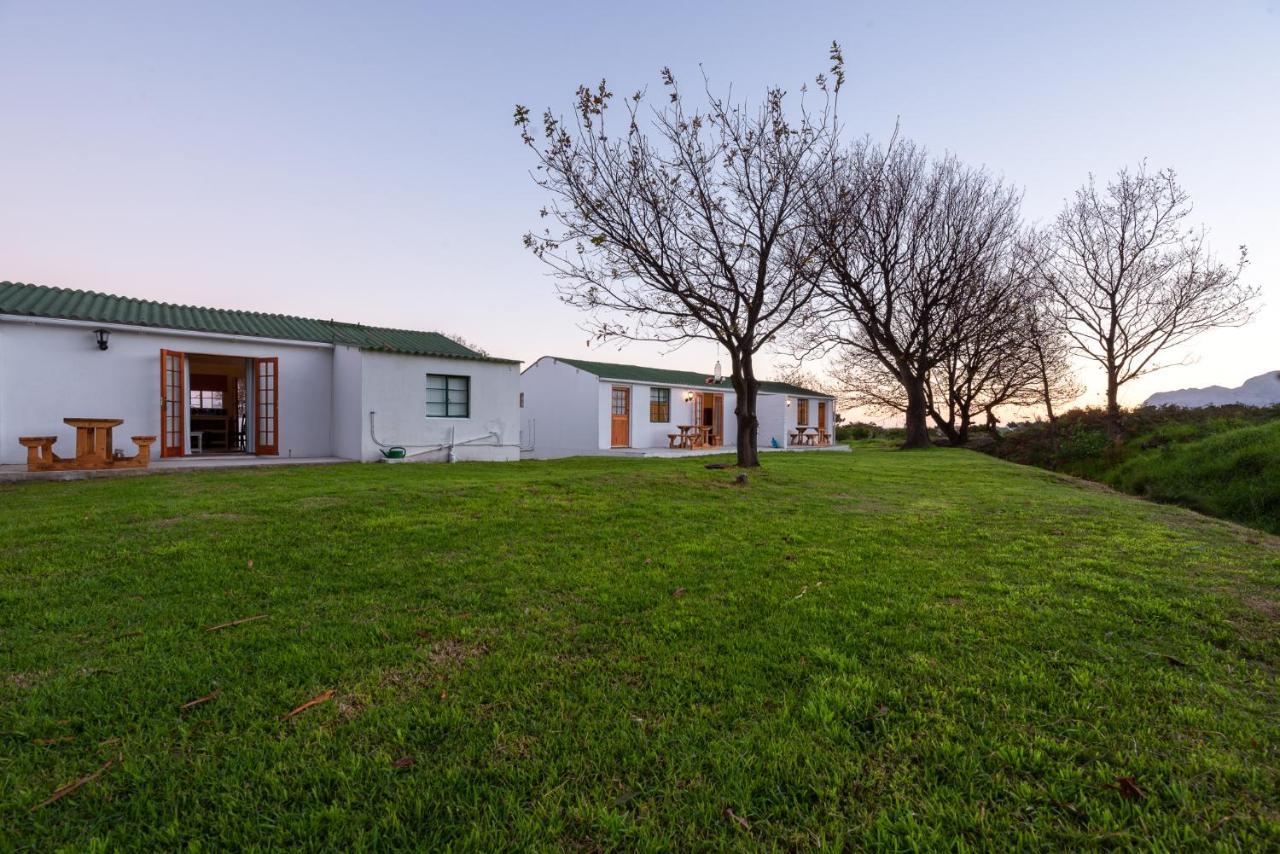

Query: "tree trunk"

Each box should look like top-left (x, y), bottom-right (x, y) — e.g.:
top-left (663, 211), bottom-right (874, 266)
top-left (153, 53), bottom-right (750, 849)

top-left (1105, 371), bottom-right (1123, 444)
top-left (731, 351), bottom-right (761, 468)
top-left (901, 375), bottom-right (932, 449)
top-left (929, 407), bottom-right (962, 446)
top-left (983, 407), bottom-right (1000, 439)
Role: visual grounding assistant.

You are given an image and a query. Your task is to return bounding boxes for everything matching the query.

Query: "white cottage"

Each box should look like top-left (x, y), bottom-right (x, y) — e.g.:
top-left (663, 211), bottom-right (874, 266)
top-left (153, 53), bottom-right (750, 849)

top-left (520, 356), bottom-right (836, 459)
top-left (0, 281), bottom-right (521, 465)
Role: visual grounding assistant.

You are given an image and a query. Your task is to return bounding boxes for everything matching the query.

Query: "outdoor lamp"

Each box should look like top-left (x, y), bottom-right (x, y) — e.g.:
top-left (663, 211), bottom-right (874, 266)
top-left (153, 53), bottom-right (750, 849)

top-left (94, 329), bottom-right (110, 351)
top-left (683, 391), bottom-right (694, 402)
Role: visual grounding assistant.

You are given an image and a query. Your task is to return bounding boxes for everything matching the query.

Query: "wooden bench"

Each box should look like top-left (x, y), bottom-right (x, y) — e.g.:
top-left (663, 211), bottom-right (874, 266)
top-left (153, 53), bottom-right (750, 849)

top-left (19, 421), bottom-right (156, 472)
top-left (18, 436), bottom-right (59, 470)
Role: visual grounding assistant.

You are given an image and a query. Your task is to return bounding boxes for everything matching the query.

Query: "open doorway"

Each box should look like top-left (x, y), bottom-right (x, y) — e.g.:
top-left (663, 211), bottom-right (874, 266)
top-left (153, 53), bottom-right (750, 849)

top-left (187, 354), bottom-right (249, 454)
top-left (160, 350), bottom-right (278, 458)
top-left (694, 392), bottom-right (725, 446)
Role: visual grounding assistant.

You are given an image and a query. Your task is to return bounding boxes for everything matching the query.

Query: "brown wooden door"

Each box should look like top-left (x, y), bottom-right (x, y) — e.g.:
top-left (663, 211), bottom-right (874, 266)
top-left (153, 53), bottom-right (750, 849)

top-left (610, 386), bottom-right (630, 447)
top-left (818, 401), bottom-right (827, 435)
top-left (254, 357), bottom-right (279, 455)
top-left (160, 349), bottom-right (185, 457)
top-left (710, 393), bottom-right (724, 445)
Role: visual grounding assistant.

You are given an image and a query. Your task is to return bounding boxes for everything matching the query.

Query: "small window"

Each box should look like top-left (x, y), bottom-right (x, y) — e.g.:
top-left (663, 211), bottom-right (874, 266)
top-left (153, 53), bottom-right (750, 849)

top-left (649, 387), bottom-right (670, 422)
top-left (519, 392), bottom-right (524, 409)
top-left (190, 390), bottom-right (224, 409)
top-left (427, 374), bottom-right (470, 418)
top-left (797, 398), bottom-right (809, 425)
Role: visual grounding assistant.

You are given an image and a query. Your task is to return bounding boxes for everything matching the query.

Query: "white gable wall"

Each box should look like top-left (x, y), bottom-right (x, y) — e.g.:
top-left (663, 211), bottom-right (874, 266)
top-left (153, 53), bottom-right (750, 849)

top-left (332, 344), bottom-right (364, 460)
top-left (520, 357), bottom-right (602, 458)
top-left (358, 350), bottom-right (520, 462)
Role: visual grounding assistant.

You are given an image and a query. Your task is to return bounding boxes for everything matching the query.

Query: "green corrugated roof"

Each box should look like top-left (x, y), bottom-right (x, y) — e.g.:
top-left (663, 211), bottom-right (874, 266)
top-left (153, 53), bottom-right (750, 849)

top-left (551, 357), bottom-right (831, 398)
top-left (0, 281), bottom-right (518, 363)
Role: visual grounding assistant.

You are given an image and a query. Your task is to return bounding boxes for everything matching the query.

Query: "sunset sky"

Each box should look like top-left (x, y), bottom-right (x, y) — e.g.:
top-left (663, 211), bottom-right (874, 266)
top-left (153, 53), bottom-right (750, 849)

top-left (2, 1), bottom-right (1276, 414)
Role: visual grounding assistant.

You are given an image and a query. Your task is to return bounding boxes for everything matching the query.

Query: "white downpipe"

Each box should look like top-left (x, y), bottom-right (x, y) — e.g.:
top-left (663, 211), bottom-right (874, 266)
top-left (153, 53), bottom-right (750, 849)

top-left (368, 410), bottom-right (523, 462)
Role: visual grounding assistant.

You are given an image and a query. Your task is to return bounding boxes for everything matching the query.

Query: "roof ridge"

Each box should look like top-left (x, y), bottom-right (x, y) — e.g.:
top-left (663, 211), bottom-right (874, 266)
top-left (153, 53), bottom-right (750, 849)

top-left (548, 355), bottom-right (831, 397)
top-left (0, 281), bottom-right (518, 364)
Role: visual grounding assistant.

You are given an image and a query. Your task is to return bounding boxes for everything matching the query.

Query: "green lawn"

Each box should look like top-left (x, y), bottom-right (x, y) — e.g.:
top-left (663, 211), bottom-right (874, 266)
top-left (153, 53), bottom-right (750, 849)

top-left (2, 448), bottom-right (1277, 849)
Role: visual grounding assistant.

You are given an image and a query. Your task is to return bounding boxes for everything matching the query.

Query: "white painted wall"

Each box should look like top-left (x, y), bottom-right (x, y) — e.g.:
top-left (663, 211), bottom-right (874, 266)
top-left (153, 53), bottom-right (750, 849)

top-left (0, 317), bottom-right (334, 464)
top-left (332, 345), bottom-right (364, 461)
top-left (359, 350), bottom-right (520, 462)
top-left (757, 394), bottom-right (789, 449)
top-left (519, 357), bottom-right (603, 458)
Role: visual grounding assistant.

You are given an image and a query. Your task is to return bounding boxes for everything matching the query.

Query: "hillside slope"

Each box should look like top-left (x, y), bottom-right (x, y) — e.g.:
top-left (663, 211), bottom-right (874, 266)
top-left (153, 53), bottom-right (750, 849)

top-left (990, 406), bottom-right (1280, 533)
top-left (1108, 420), bottom-right (1280, 533)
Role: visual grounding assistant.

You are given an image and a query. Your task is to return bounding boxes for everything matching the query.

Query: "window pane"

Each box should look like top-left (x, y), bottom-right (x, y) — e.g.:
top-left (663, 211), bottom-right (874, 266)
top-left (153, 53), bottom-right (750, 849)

top-left (427, 375), bottom-right (469, 417)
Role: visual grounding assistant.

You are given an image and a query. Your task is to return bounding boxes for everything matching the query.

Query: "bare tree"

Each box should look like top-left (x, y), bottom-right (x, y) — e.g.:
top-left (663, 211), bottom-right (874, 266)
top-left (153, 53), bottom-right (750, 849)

top-left (804, 139), bottom-right (1023, 448)
top-left (515, 49), bottom-right (842, 467)
top-left (1021, 285), bottom-right (1083, 429)
top-left (1043, 164), bottom-right (1258, 441)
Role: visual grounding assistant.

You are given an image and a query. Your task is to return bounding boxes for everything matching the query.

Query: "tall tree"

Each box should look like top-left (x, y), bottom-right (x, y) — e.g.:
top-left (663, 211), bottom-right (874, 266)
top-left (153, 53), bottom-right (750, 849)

top-left (515, 50), bottom-right (842, 467)
top-left (1043, 164), bottom-right (1258, 441)
top-left (1021, 284), bottom-right (1083, 429)
top-left (805, 139), bottom-right (1023, 448)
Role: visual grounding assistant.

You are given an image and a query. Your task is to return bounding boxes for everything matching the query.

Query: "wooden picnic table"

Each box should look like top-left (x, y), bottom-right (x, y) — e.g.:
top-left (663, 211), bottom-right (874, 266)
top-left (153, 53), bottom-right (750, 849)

top-left (666, 424), bottom-right (710, 450)
top-left (65, 417), bottom-right (123, 462)
top-left (18, 418), bottom-right (155, 472)
top-left (790, 427), bottom-right (819, 447)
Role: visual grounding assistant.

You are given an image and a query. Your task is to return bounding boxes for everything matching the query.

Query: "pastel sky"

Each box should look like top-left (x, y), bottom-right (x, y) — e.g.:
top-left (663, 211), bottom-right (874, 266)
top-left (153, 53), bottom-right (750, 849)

top-left (2, 1), bottom-right (1276, 412)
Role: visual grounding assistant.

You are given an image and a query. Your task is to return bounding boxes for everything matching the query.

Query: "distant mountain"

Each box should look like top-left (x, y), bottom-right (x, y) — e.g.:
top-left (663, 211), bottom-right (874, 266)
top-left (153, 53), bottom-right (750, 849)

top-left (1144, 371), bottom-right (1280, 408)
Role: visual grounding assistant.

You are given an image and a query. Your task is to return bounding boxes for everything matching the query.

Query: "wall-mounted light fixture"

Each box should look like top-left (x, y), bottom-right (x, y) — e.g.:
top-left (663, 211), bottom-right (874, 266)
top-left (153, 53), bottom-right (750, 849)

top-left (682, 390), bottom-right (694, 402)
top-left (786, 398), bottom-right (792, 407)
top-left (94, 329), bottom-right (111, 351)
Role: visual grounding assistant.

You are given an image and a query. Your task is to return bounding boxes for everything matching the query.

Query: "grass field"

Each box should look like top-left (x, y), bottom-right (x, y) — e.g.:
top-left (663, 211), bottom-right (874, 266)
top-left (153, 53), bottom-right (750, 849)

top-left (2, 448), bottom-right (1278, 849)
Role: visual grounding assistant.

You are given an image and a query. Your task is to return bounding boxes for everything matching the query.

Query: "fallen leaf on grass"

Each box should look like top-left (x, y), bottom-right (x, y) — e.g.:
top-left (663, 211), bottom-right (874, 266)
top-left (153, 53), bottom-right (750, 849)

top-left (1113, 775), bottom-right (1146, 801)
top-left (673, 587), bottom-right (686, 598)
top-left (33, 736), bottom-right (76, 746)
top-left (179, 689), bottom-right (221, 712)
top-left (281, 689), bottom-right (335, 721)
top-left (31, 756), bottom-right (117, 811)
top-left (391, 756), bottom-right (414, 770)
top-left (724, 807), bottom-right (750, 830)
top-left (204, 614), bottom-right (268, 633)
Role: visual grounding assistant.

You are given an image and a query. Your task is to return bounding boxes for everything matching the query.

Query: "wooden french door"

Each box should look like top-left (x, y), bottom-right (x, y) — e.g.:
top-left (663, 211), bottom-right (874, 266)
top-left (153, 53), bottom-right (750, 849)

top-left (818, 401), bottom-right (827, 436)
top-left (160, 349), bottom-right (186, 457)
top-left (710, 394), bottom-right (724, 445)
top-left (610, 386), bottom-right (630, 447)
top-left (254, 357), bottom-right (279, 456)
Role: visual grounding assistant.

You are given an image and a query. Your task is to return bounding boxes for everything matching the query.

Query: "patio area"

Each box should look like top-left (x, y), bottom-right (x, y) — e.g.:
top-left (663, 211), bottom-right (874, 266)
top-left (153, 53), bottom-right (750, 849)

top-left (0, 454), bottom-right (350, 483)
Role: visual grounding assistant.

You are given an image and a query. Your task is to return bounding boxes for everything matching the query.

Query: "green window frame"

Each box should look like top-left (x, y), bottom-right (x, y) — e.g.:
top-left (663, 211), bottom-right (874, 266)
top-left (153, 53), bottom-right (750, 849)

top-left (427, 374), bottom-right (470, 418)
top-left (649, 387), bottom-right (670, 422)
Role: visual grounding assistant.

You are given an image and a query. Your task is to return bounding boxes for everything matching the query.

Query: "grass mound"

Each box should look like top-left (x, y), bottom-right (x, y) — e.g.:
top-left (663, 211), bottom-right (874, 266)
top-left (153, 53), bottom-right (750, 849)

top-left (991, 405), bottom-right (1280, 532)
top-left (2, 451), bottom-right (1277, 848)
top-left (1109, 420), bottom-right (1280, 533)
